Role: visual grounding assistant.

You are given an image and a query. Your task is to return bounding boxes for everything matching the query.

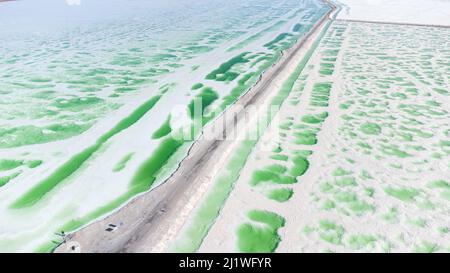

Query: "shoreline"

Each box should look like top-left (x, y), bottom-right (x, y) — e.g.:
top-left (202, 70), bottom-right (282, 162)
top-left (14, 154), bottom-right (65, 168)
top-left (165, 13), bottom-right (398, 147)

top-left (55, 0), bottom-right (337, 253)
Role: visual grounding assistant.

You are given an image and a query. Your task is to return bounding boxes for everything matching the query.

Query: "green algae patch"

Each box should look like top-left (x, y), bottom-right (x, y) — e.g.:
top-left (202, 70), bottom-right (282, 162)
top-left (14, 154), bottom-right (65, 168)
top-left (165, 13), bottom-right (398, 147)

top-left (265, 164), bottom-right (286, 173)
top-left (10, 95), bottom-right (162, 209)
top-left (347, 234), bottom-right (377, 250)
top-left (0, 172), bottom-right (21, 187)
top-left (438, 227), bottom-right (449, 234)
top-left (320, 182), bottom-right (333, 193)
top-left (293, 23), bottom-right (303, 32)
top-left (310, 82), bottom-right (332, 107)
top-left (187, 87), bottom-right (219, 119)
top-left (191, 83), bottom-right (204, 90)
top-left (364, 187), bottom-right (375, 197)
top-left (250, 166), bottom-right (296, 186)
top-left (301, 112), bottom-right (328, 124)
top-left (384, 186), bottom-right (420, 203)
top-left (333, 191), bottom-right (357, 203)
top-left (381, 207), bottom-right (398, 223)
top-left (220, 71), bottom-right (259, 108)
top-left (26, 160), bottom-right (43, 169)
top-left (413, 241), bottom-right (440, 253)
top-left (205, 53), bottom-right (249, 82)
top-left (11, 144), bottom-right (100, 208)
top-left (102, 95), bottom-right (161, 141)
top-left (237, 210), bottom-right (285, 253)
top-left (427, 180), bottom-right (450, 189)
top-left (319, 68), bottom-right (334, 76)
top-left (322, 199), bottom-right (336, 210)
top-left (34, 240), bottom-right (60, 253)
top-left (267, 188), bottom-right (293, 202)
top-left (433, 88), bottom-right (449, 95)
top-left (270, 154), bottom-right (288, 161)
top-left (130, 136), bottom-right (185, 193)
top-left (332, 167), bottom-right (352, 176)
top-left (113, 153), bottom-right (134, 172)
top-left (51, 96), bottom-right (104, 112)
top-left (318, 220), bottom-right (345, 245)
top-left (348, 199), bottom-right (374, 215)
top-left (335, 176), bottom-right (357, 187)
top-left (408, 218), bottom-right (427, 228)
top-left (439, 140), bottom-right (450, 147)
top-left (272, 146), bottom-right (282, 153)
top-left (379, 144), bottom-right (411, 158)
top-left (293, 131), bottom-right (317, 145)
top-left (152, 115), bottom-right (172, 139)
top-left (439, 190), bottom-right (450, 201)
top-left (0, 159), bottom-right (23, 171)
top-left (264, 33), bottom-right (293, 50)
top-left (290, 156), bottom-right (309, 177)
top-left (360, 122), bottom-right (381, 135)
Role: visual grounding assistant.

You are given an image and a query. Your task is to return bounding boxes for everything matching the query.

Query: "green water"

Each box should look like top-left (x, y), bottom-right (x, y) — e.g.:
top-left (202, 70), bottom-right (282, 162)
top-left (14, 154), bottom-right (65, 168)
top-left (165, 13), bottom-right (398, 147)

top-left (112, 153), bottom-right (134, 172)
top-left (130, 136), bottom-right (185, 193)
top-left (290, 156), bottom-right (309, 177)
top-left (384, 186), bottom-right (420, 203)
top-left (11, 95), bottom-right (162, 209)
top-left (191, 83), bottom-right (204, 90)
top-left (267, 188), bottom-right (294, 202)
top-left (205, 53), bottom-right (249, 82)
top-left (264, 33), bottom-right (293, 50)
top-left (0, 172), bottom-right (21, 187)
top-left (360, 122), bottom-right (382, 135)
top-left (318, 220), bottom-right (345, 245)
top-left (301, 112), bottom-right (328, 124)
top-left (152, 115), bottom-right (172, 139)
top-left (0, 160), bottom-right (24, 172)
top-left (237, 210), bottom-right (285, 252)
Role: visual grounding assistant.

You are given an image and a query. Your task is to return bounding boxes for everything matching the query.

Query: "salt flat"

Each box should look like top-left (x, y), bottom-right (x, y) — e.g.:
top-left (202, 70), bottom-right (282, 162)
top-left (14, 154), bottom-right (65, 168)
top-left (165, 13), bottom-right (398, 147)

top-left (169, 2), bottom-right (450, 253)
top-left (2, 0), bottom-right (449, 253)
top-left (337, 0), bottom-right (450, 26)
